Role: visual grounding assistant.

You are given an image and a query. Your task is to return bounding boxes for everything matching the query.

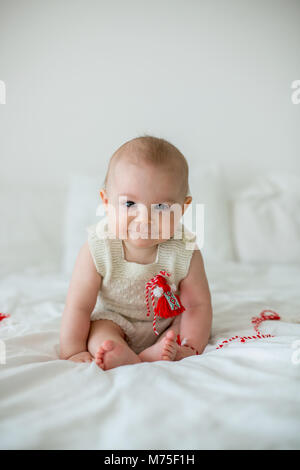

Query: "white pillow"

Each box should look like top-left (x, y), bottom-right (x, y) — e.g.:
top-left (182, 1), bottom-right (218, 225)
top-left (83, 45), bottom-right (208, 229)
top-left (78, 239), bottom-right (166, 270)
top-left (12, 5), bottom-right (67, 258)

top-left (61, 165), bottom-right (234, 274)
top-left (232, 172), bottom-right (300, 263)
top-left (183, 162), bottom-right (234, 264)
top-left (61, 173), bottom-right (105, 275)
top-left (0, 181), bottom-right (65, 274)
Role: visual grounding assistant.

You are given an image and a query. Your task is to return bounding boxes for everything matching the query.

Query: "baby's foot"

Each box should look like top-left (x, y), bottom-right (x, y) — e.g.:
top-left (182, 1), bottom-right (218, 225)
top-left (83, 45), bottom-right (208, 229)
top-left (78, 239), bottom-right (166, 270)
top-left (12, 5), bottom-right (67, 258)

top-left (138, 330), bottom-right (177, 362)
top-left (94, 340), bottom-right (142, 371)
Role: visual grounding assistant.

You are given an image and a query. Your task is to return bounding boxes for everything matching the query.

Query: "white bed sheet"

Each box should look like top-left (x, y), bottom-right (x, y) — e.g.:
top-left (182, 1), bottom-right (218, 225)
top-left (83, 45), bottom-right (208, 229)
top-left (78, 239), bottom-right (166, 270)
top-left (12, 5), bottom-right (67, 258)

top-left (0, 261), bottom-right (299, 450)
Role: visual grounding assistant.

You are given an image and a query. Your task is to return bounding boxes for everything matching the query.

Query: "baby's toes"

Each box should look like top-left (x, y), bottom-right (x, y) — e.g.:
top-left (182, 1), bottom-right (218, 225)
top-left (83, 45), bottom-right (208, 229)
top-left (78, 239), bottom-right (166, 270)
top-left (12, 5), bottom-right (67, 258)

top-left (165, 330), bottom-right (176, 342)
top-left (164, 339), bottom-right (175, 353)
top-left (95, 346), bottom-right (105, 369)
top-left (162, 334), bottom-right (177, 360)
top-left (162, 347), bottom-right (176, 361)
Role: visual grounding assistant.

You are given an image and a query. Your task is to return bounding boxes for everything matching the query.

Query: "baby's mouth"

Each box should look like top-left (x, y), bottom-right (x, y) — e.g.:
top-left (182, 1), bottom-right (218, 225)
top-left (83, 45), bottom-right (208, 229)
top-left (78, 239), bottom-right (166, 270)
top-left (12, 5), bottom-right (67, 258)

top-left (129, 228), bottom-right (160, 238)
top-left (128, 230), bottom-right (150, 237)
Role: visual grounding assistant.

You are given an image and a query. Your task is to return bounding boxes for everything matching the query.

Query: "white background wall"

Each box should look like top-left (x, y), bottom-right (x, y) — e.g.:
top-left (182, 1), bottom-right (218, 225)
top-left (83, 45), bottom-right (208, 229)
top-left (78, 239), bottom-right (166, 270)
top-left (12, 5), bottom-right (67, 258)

top-left (0, 0), bottom-right (299, 272)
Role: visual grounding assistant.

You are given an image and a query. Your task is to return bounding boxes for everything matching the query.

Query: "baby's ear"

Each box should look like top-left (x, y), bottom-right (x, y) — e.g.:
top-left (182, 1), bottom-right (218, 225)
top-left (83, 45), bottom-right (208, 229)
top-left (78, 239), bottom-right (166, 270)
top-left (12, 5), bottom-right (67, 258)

top-left (99, 188), bottom-right (108, 204)
top-left (182, 196), bottom-right (192, 214)
top-left (184, 196), bottom-right (192, 206)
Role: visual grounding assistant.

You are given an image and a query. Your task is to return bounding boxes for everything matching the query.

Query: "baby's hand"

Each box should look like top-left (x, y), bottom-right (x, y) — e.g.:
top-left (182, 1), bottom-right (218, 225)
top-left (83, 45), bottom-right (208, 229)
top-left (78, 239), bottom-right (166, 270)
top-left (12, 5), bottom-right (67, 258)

top-left (175, 344), bottom-right (198, 361)
top-left (67, 351), bottom-right (94, 363)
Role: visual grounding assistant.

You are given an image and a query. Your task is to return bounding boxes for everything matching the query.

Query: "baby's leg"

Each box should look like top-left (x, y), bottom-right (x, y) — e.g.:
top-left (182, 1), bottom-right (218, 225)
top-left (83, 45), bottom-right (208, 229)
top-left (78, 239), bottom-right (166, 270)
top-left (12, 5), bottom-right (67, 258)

top-left (87, 319), bottom-right (142, 370)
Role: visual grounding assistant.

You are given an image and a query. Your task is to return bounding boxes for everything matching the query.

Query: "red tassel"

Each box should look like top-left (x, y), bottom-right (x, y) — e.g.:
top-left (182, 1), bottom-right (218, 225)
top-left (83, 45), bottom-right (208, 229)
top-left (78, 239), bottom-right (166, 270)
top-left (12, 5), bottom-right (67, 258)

top-left (154, 294), bottom-right (185, 319)
top-left (145, 270), bottom-right (186, 336)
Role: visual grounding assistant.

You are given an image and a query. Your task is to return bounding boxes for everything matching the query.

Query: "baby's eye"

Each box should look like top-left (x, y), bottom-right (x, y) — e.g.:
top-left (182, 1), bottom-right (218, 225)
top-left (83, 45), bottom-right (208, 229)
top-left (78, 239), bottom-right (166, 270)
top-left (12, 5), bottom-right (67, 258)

top-left (124, 200), bottom-right (136, 208)
top-left (154, 203), bottom-right (170, 211)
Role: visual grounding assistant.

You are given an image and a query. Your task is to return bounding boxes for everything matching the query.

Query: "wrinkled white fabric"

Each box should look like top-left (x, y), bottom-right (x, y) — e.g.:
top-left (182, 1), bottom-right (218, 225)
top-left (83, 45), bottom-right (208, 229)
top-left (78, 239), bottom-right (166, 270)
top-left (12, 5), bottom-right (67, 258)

top-left (0, 261), bottom-right (299, 450)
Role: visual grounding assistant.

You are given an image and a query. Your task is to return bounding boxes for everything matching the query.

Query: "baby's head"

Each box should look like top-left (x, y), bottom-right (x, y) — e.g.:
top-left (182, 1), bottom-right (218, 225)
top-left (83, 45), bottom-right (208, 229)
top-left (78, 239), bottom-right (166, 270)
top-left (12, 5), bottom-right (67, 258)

top-left (100, 135), bottom-right (192, 247)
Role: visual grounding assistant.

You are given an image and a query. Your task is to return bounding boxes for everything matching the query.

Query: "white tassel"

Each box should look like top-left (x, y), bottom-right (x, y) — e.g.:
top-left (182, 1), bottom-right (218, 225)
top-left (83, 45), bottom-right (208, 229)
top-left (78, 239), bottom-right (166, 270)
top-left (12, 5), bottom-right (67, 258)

top-left (153, 286), bottom-right (164, 298)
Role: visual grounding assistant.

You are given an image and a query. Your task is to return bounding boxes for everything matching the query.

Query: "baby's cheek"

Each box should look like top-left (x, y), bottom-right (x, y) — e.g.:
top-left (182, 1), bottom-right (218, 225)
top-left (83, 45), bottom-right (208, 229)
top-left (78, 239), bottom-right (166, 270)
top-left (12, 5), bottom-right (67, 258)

top-left (112, 207), bottom-right (129, 237)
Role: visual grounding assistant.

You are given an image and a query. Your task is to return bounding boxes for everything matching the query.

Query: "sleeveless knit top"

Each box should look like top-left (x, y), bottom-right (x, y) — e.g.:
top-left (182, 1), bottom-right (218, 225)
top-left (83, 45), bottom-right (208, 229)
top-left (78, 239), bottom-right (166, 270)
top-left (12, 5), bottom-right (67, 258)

top-left (86, 216), bottom-right (197, 321)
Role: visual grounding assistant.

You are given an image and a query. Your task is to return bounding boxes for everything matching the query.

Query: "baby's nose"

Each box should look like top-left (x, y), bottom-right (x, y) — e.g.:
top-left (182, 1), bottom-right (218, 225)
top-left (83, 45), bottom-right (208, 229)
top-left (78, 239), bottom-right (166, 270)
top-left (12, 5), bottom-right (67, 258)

top-left (135, 204), bottom-right (150, 223)
top-left (134, 205), bottom-right (153, 233)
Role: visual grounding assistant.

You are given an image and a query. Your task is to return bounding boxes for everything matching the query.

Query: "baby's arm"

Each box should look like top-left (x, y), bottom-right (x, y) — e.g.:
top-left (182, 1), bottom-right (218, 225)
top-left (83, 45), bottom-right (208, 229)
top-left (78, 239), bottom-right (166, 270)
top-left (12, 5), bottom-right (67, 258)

top-left (177, 246), bottom-right (212, 355)
top-left (59, 241), bottom-right (102, 360)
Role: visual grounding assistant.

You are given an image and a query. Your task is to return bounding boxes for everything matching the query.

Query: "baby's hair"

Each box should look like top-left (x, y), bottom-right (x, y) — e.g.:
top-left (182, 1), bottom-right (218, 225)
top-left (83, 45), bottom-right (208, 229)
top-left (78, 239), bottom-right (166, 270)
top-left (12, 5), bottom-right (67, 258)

top-left (102, 134), bottom-right (191, 200)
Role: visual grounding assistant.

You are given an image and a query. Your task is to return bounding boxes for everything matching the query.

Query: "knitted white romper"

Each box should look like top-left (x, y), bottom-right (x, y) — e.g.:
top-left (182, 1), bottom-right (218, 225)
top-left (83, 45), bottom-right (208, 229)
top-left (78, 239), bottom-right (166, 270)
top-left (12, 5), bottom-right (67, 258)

top-left (86, 215), bottom-right (197, 355)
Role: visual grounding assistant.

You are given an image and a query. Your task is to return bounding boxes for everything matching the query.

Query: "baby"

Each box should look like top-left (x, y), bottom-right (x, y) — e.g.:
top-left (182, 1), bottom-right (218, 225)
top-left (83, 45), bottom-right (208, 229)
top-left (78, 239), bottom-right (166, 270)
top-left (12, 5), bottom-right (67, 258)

top-left (59, 135), bottom-right (212, 370)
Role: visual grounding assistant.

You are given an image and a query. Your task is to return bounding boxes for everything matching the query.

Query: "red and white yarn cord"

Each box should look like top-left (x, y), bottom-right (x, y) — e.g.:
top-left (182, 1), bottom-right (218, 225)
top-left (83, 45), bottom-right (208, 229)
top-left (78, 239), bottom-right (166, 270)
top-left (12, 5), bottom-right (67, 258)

top-left (0, 307), bottom-right (281, 357)
top-left (0, 313), bottom-right (9, 322)
top-left (215, 309), bottom-right (281, 350)
top-left (145, 273), bottom-right (281, 355)
top-left (145, 270), bottom-right (171, 336)
top-left (176, 309), bottom-right (281, 356)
